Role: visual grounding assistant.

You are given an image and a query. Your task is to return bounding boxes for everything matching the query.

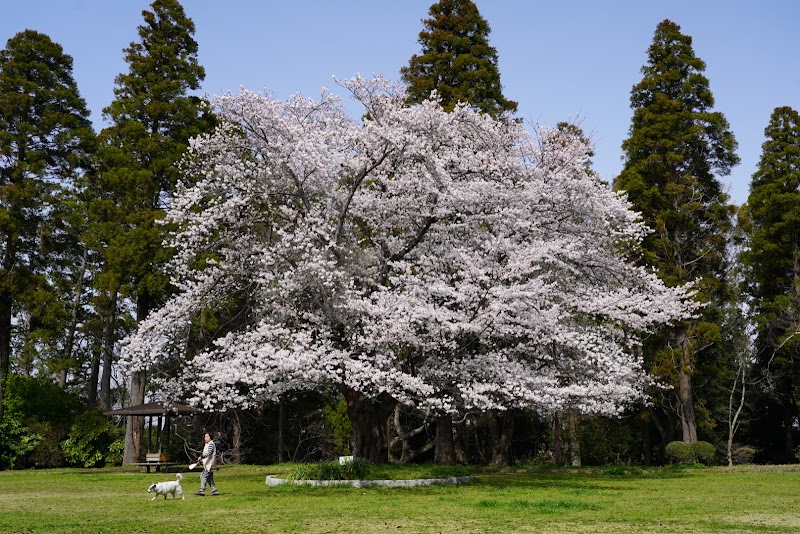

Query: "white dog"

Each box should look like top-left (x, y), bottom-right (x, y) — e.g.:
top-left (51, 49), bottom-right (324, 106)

top-left (147, 473), bottom-right (185, 501)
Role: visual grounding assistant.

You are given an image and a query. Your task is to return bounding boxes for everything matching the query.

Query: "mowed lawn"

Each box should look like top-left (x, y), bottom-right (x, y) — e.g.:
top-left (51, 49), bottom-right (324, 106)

top-left (1, 464), bottom-right (799, 533)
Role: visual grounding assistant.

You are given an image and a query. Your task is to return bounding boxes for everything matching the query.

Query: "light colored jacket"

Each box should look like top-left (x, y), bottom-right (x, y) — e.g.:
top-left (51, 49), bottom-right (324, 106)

top-left (201, 440), bottom-right (216, 471)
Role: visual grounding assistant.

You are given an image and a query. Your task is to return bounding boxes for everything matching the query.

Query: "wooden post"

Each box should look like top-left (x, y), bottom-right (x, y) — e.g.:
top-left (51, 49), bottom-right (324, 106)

top-left (156, 415), bottom-right (163, 454)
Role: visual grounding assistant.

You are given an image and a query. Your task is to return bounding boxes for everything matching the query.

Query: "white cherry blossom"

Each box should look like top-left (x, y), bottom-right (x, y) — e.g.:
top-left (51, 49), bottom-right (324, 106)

top-left (121, 76), bottom-right (697, 419)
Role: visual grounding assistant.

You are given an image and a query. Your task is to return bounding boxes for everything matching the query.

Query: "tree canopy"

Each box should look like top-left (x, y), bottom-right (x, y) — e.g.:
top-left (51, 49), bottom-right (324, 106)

top-left (0, 30), bottom-right (95, 417)
top-left (120, 77), bottom-right (695, 459)
top-left (401, 0), bottom-right (517, 117)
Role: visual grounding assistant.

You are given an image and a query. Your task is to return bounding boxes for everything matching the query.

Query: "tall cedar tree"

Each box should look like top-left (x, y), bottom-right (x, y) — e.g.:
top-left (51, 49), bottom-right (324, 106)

top-left (91, 0), bottom-right (213, 463)
top-left (741, 106), bottom-right (800, 461)
top-left (401, 0), bottom-right (517, 117)
top-left (401, 0), bottom-right (516, 466)
top-left (613, 20), bottom-right (739, 445)
top-left (0, 31), bottom-right (95, 418)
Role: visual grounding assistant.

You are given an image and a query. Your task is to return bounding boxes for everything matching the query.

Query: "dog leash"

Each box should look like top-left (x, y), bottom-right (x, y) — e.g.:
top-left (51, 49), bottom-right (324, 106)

top-left (176, 462), bottom-right (199, 474)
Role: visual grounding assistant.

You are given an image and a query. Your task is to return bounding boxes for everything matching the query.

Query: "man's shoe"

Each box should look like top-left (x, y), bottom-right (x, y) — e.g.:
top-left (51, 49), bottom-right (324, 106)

top-left (194, 491), bottom-right (205, 496)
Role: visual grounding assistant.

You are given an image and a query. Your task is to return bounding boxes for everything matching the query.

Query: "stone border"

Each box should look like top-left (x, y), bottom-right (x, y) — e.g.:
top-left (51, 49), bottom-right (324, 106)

top-left (266, 474), bottom-right (474, 488)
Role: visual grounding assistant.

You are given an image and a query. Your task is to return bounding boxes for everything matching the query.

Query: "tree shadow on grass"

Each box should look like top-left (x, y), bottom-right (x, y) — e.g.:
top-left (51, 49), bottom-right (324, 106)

top-left (469, 465), bottom-right (692, 493)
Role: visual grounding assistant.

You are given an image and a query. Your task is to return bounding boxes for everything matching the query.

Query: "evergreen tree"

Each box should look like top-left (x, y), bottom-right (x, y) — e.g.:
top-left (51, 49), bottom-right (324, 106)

top-left (401, 0), bottom-right (517, 117)
top-left (89, 0), bottom-right (213, 463)
top-left (741, 106), bottom-right (800, 461)
top-left (0, 30), bottom-right (95, 418)
top-left (613, 19), bottom-right (739, 445)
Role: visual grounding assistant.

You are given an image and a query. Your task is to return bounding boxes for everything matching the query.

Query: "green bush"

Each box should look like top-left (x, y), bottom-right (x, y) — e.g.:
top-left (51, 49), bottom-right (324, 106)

top-left (5, 375), bottom-right (79, 426)
top-left (691, 441), bottom-right (717, 465)
top-left (289, 459), bottom-right (372, 481)
top-left (0, 375), bottom-right (126, 470)
top-left (0, 375), bottom-right (82, 469)
top-left (321, 398), bottom-right (352, 456)
top-left (733, 446), bottom-right (756, 465)
top-left (27, 420), bottom-right (67, 468)
top-left (340, 458), bottom-right (372, 479)
top-left (106, 437), bottom-right (125, 466)
top-left (61, 411), bottom-right (125, 467)
top-left (0, 415), bottom-right (42, 469)
top-left (665, 441), bottom-right (695, 464)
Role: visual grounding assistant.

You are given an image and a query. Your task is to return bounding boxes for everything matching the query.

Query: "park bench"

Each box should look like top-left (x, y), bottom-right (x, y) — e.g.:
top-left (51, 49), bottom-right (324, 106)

top-left (131, 453), bottom-right (180, 473)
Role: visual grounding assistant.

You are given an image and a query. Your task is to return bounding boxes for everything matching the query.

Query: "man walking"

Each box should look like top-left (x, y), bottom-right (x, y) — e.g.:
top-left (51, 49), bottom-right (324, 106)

top-left (195, 431), bottom-right (219, 496)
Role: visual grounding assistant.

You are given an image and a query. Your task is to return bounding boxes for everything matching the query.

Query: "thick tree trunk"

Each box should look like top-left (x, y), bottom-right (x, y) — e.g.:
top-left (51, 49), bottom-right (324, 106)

top-left (123, 369), bottom-right (146, 464)
top-left (568, 411), bottom-right (581, 467)
top-left (553, 412), bottom-right (562, 468)
top-left (641, 409), bottom-right (653, 466)
top-left (489, 410), bottom-right (514, 467)
top-left (454, 418), bottom-right (468, 465)
top-left (434, 414), bottom-right (456, 465)
top-left (87, 346), bottom-right (100, 407)
top-left (123, 293), bottom-right (150, 465)
top-left (276, 398), bottom-right (287, 463)
top-left (677, 330), bottom-right (698, 444)
top-left (231, 412), bottom-right (242, 464)
top-left (98, 291), bottom-right (117, 411)
top-left (651, 409), bottom-right (671, 448)
top-left (345, 388), bottom-right (382, 463)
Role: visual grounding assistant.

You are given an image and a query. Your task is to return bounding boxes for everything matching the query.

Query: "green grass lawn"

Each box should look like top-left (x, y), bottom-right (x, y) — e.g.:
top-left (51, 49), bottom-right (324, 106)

top-left (1, 464), bottom-right (799, 533)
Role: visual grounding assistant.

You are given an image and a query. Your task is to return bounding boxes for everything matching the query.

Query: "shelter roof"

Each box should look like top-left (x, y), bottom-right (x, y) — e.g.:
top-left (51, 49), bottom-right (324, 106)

top-left (103, 402), bottom-right (202, 416)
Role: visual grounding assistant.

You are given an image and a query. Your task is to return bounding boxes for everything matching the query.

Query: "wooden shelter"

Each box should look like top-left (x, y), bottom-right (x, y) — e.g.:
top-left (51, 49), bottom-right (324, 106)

top-left (104, 402), bottom-right (202, 471)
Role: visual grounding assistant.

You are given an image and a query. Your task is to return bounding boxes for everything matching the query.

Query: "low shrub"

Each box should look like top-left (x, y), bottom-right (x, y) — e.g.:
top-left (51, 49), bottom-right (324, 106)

top-left (691, 441), bottom-right (717, 465)
top-left (289, 458), bottom-right (372, 481)
top-left (665, 441), bottom-right (695, 464)
top-left (106, 437), bottom-right (125, 466)
top-left (733, 446), bottom-right (756, 465)
top-left (604, 466), bottom-right (643, 476)
top-left (0, 415), bottom-right (42, 469)
top-left (0, 375), bottom-right (80, 469)
top-left (366, 462), bottom-right (471, 480)
top-left (340, 458), bottom-right (372, 479)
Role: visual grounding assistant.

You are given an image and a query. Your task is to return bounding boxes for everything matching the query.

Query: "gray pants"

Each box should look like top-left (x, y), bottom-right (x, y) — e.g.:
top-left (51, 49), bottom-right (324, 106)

top-left (199, 468), bottom-right (218, 494)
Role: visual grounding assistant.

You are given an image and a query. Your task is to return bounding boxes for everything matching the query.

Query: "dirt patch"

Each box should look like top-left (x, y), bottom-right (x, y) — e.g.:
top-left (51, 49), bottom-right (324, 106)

top-left (719, 511), bottom-right (800, 530)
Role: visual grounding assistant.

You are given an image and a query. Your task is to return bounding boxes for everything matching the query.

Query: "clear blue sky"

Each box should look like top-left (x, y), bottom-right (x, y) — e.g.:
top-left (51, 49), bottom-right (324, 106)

top-left (2, 1), bottom-right (798, 206)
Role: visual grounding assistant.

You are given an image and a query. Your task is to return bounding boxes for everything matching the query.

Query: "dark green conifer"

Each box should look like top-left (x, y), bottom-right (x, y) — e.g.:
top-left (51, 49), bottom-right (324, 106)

top-left (613, 19), bottom-right (739, 445)
top-left (741, 106), bottom-right (800, 460)
top-left (89, 0), bottom-right (214, 462)
top-left (401, 0), bottom-right (517, 117)
top-left (0, 30), bottom-right (95, 416)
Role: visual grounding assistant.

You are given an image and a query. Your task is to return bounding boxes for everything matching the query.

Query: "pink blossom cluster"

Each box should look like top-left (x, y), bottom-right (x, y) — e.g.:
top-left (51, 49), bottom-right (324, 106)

top-left (121, 76), bottom-right (697, 416)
